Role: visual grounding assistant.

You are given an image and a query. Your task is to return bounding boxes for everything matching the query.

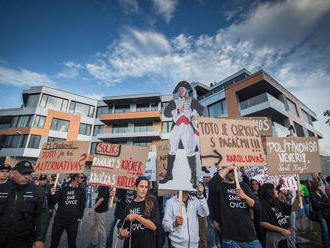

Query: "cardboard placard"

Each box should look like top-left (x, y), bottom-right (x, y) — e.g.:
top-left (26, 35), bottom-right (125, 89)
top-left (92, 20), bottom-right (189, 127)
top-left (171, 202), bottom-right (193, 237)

top-left (217, 117), bottom-right (272, 137)
top-left (34, 141), bottom-right (90, 174)
top-left (198, 117), bottom-right (265, 167)
top-left (266, 137), bottom-right (321, 175)
top-left (89, 143), bottom-right (149, 190)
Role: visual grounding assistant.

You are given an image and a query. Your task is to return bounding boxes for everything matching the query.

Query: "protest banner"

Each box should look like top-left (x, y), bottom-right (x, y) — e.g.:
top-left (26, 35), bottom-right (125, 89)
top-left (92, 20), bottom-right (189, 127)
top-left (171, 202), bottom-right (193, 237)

top-left (217, 116), bottom-right (272, 137)
top-left (34, 141), bottom-right (90, 174)
top-left (89, 143), bottom-right (149, 190)
top-left (198, 117), bottom-right (266, 167)
top-left (266, 137), bottom-right (321, 175)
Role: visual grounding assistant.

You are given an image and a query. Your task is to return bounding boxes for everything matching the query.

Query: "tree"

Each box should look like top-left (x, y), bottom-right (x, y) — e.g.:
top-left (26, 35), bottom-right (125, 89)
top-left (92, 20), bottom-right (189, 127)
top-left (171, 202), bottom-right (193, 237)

top-left (324, 110), bottom-right (330, 126)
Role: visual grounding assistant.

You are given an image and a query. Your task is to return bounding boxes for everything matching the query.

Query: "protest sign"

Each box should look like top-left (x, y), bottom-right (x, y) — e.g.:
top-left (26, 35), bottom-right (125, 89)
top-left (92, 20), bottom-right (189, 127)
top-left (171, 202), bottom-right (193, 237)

top-left (34, 141), bottom-right (90, 174)
top-left (266, 137), bottom-right (321, 175)
top-left (144, 152), bottom-right (157, 182)
top-left (217, 117), bottom-right (272, 137)
top-left (243, 166), bottom-right (298, 191)
top-left (198, 117), bottom-right (265, 167)
top-left (89, 143), bottom-right (149, 190)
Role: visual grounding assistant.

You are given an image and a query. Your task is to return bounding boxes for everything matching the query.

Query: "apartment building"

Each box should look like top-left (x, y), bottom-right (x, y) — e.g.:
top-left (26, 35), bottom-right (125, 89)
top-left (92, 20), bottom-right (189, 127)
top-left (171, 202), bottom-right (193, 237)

top-left (0, 69), bottom-right (325, 175)
top-left (0, 86), bottom-right (97, 165)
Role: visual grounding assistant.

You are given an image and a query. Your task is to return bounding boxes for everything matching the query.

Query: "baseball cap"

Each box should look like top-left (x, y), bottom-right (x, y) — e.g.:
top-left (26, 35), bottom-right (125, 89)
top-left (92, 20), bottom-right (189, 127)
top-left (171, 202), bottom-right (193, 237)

top-left (39, 175), bottom-right (47, 180)
top-left (0, 164), bottom-right (12, 171)
top-left (14, 160), bottom-right (34, 174)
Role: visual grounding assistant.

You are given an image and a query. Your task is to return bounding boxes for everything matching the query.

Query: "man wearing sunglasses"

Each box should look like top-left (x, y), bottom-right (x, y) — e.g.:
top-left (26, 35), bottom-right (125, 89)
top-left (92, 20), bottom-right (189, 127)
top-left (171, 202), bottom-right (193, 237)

top-left (0, 160), bottom-right (49, 248)
top-left (49, 173), bottom-right (86, 248)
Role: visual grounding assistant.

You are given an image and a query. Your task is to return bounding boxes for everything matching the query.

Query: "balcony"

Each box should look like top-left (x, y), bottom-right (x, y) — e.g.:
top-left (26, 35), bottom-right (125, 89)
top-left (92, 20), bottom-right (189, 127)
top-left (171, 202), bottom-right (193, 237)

top-left (99, 110), bottom-right (161, 124)
top-left (239, 93), bottom-right (287, 118)
top-left (97, 130), bottom-right (161, 140)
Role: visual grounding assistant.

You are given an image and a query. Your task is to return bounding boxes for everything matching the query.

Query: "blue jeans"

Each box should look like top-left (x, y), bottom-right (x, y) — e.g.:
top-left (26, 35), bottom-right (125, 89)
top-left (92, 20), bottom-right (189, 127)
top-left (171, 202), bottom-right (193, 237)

top-left (289, 211), bottom-right (296, 244)
top-left (207, 217), bottom-right (219, 247)
top-left (320, 218), bottom-right (329, 248)
top-left (222, 239), bottom-right (262, 248)
top-left (105, 216), bottom-right (119, 248)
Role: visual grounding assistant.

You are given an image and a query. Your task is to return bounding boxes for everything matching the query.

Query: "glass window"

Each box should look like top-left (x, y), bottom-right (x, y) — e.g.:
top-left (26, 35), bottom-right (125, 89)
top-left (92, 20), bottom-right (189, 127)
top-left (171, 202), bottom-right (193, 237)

top-left (112, 123), bottom-right (129, 133)
top-left (33, 115), bottom-right (46, 128)
top-left (39, 94), bottom-right (68, 112)
top-left (293, 122), bottom-right (305, 137)
top-left (47, 137), bottom-right (65, 142)
top-left (136, 103), bottom-right (149, 112)
top-left (5, 135), bottom-right (28, 148)
top-left (151, 102), bottom-right (159, 111)
top-left (162, 121), bottom-right (172, 133)
top-left (93, 125), bottom-right (104, 136)
top-left (79, 123), bottom-right (92, 136)
top-left (133, 138), bottom-right (152, 151)
top-left (208, 99), bottom-right (227, 117)
top-left (287, 99), bottom-right (299, 116)
top-left (96, 106), bottom-right (112, 117)
top-left (134, 122), bottom-right (152, 132)
top-left (50, 118), bottom-right (69, 132)
top-left (302, 110), bottom-right (312, 125)
top-left (28, 135), bottom-right (41, 149)
top-left (69, 101), bottom-right (95, 118)
top-left (114, 104), bottom-right (130, 113)
top-left (10, 115), bottom-right (32, 128)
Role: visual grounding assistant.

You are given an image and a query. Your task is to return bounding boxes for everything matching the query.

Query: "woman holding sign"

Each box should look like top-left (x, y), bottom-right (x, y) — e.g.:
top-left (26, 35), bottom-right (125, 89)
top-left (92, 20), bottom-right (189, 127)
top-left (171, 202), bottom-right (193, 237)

top-left (259, 183), bottom-right (301, 248)
top-left (118, 176), bottom-right (160, 248)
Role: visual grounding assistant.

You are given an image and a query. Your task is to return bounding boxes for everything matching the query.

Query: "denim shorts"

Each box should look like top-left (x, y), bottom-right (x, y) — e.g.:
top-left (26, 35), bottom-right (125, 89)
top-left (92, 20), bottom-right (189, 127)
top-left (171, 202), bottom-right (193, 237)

top-left (297, 202), bottom-right (310, 217)
top-left (222, 239), bottom-right (262, 248)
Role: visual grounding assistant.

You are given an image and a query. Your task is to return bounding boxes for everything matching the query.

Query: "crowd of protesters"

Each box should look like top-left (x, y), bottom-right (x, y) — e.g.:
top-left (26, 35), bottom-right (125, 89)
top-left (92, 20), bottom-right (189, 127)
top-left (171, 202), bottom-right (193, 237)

top-left (0, 160), bottom-right (330, 248)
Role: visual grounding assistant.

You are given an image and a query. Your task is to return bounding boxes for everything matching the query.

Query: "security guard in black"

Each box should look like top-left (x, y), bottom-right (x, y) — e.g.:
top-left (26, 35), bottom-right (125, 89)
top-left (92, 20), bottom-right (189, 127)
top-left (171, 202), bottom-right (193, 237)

top-left (0, 160), bottom-right (49, 248)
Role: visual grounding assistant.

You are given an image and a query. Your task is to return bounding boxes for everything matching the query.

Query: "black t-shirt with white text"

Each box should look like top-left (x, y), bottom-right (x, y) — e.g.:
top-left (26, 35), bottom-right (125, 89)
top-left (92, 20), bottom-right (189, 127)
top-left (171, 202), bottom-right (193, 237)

top-left (115, 189), bottom-right (136, 219)
top-left (214, 175), bottom-right (259, 242)
top-left (119, 198), bottom-right (160, 248)
top-left (95, 186), bottom-right (110, 213)
top-left (260, 200), bottom-right (291, 230)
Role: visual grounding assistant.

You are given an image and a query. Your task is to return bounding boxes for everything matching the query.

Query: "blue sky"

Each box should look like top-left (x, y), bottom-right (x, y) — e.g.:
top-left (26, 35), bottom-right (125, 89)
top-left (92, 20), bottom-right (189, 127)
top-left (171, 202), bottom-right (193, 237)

top-left (0, 0), bottom-right (330, 151)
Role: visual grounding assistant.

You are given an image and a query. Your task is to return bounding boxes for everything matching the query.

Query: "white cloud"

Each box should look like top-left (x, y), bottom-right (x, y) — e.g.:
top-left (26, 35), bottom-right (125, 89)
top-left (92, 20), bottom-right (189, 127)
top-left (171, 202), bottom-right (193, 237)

top-left (56, 61), bottom-right (83, 79)
top-left (0, 66), bottom-right (55, 87)
top-left (151, 0), bottom-right (178, 23)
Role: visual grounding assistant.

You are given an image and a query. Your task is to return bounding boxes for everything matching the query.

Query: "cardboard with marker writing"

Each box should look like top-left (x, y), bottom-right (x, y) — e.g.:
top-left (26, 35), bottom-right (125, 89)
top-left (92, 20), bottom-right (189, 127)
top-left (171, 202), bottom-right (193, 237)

top-left (89, 143), bottom-right (148, 190)
top-left (198, 117), bottom-right (265, 167)
top-left (35, 141), bottom-right (90, 174)
top-left (266, 136), bottom-right (321, 175)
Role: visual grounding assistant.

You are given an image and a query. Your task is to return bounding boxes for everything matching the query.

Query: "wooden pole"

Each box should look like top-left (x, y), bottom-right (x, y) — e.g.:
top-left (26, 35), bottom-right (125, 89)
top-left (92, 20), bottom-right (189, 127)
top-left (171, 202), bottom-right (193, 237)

top-left (233, 166), bottom-right (240, 189)
top-left (110, 187), bottom-right (116, 208)
top-left (54, 173), bottom-right (60, 187)
top-left (296, 174), bottom-right (303, 209)
top-left (178, 190), bottom-right (183, 217)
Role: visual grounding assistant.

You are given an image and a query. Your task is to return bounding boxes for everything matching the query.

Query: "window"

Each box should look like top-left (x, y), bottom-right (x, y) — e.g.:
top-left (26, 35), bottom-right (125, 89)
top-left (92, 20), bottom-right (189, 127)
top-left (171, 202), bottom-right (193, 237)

top-left (162, 121), bottom-right (172, 133)
top-left (302, 110), bottom-right (312, 125)
top-left (33, 115), bottom-right (46, 128)
top-left (308, 130), bottom-right (314, 137)
top-left (136, 103), bottom-right (149, 112)
top-left (134, 122), bottom-right (152, 132)
top-left (114, 104), bottom-right (130, 113)
top-left (112, 123), bottom-right (129, 133)
top-left (93, 125), bottom-right (104, 136)
top-left (287, 99), bottom-right (299, 116)
top-left (50, 118), bottom-right (69, 132)
top-left (293, 122), bottom-right (305, 137)
top-left (96, 106), bottom-right (112, 117)
top-left (5, 135), bottom-right (28, 148)
top-left (28, 135), bottom-right (41, 149)
top-left (11, 115), bottom-right (33, 128)
top-left (69, 101), bottom-right (95, 118)
top-left (47, 137), bottom-right (66, 142)
top-left (151, 102), bottom-right (159, 111)
top-left (133, 139), bottom-right (152, 151)
top-left (79, 123), bottom-right (92, 136)
top-left (40, 94), bottom-right (68, 112)
top-left (161, 102), bottom-right (169, 114)
top-left (208, 99), bottom-right (227, 117)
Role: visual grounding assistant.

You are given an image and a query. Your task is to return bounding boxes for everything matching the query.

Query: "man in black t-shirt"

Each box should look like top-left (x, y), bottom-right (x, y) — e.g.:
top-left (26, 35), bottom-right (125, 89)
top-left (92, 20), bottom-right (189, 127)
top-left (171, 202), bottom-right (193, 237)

top-left (212, 166), bottom-right (262, 248)
top-left (88, 185), bottom-right (110, 248)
